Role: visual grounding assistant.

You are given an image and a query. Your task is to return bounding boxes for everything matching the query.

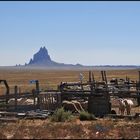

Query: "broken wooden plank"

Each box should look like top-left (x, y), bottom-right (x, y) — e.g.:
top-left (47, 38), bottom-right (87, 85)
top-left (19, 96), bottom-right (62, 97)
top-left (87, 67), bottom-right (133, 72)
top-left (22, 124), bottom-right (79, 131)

top-left (106, 114), bottom-right (140, 119)
top-left (0, 117), bottom-right (18, 122)
top-left (0, 111), bottom-right (17, 116)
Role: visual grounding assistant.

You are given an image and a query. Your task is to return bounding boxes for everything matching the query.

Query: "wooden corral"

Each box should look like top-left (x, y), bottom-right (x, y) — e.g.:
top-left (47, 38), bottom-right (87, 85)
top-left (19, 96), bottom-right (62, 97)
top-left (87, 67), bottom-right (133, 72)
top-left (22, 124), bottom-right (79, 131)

top-left (39, 92), bottom-right (61, 110)
top-left (0, 71), bottom-right (139, 118)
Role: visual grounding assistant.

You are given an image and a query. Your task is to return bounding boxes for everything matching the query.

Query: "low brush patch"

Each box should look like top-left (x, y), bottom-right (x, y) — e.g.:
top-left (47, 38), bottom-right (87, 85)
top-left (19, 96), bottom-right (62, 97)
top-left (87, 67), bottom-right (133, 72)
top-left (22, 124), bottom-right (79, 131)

top-left (50, 107), bottom-right (73, 122)
top-left (79, 111), bottom-right (97, 121)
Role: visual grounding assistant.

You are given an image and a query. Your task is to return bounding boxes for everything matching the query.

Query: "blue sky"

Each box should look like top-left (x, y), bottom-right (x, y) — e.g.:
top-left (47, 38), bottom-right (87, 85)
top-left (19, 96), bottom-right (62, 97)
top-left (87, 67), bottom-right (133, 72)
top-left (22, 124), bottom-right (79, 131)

top-left (0, 1), bottom-right (140, 66)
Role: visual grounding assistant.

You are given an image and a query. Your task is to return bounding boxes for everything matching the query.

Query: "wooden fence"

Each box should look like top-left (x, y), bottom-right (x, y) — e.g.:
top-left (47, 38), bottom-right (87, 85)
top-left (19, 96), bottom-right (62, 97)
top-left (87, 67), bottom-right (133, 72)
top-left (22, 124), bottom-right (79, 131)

top-left (0, 71), bottom-right (140, 115)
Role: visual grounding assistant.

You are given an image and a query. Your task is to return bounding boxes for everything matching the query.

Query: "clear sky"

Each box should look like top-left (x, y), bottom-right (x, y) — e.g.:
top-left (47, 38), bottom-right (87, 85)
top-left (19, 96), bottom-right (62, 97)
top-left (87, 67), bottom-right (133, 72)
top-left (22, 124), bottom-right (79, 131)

top-left (0, 1), bottom-right (140, 66)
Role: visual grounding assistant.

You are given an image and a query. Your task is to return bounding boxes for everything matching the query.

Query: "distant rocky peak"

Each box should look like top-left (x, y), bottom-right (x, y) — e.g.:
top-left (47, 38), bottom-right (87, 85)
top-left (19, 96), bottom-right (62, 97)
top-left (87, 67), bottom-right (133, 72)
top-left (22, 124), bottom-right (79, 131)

top-left (39, 46), bottom-right (48, 54)
top-left (26, 46), bottom-right (84, 67)
top-left (40, 46), bottom-right (46, 50)
top-left (28, 46), bottom-right (52, 65)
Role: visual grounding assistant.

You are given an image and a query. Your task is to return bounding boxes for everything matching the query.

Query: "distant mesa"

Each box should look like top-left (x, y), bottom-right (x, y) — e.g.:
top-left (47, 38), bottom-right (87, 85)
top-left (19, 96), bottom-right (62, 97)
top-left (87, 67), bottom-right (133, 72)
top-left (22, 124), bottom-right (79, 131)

top-left (26, 46), bottom-right (83, 67)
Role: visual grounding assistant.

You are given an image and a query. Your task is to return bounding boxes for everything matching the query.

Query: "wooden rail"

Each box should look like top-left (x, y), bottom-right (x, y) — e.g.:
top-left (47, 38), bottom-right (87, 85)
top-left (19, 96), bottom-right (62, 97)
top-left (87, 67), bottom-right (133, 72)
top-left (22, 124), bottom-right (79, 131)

top-left (0, 93), bottom-right (33, 100)
top-left (106, 113), bottom-right (140, 119)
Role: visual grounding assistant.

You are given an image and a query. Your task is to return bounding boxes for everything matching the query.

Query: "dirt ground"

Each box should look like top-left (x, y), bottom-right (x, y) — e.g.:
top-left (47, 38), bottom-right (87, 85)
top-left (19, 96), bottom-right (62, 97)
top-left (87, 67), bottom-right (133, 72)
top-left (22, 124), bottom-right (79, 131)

top-left (0, 117), bottom-right (139, 139)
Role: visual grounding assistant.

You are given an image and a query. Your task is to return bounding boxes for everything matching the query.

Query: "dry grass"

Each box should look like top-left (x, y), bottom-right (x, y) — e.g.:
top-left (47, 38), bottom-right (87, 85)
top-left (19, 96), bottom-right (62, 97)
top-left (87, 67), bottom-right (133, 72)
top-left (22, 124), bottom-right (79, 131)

top-left (0, 68), bottom-right (140, 93)
top-left (0, 117), bottom-right (139, 139)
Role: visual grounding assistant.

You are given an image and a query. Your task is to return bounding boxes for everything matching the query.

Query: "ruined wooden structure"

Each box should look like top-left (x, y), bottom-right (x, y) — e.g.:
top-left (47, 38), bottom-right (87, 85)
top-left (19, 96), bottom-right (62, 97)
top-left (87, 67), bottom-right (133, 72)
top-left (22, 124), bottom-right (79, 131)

top-left (0, 71), bottom-right (140, 117)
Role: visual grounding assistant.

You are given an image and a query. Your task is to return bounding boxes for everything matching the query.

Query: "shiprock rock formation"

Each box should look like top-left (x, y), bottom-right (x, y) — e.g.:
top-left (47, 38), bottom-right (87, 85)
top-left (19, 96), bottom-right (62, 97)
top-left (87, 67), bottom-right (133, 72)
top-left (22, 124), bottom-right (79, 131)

top-left (28, 46), bottom-right (56, 66)
top-left (14, 46), bottom-right (140, 70)
top-left (29, 47), bottom-right (51, 64)
top-left (27, 46), bottom-right (83, 68)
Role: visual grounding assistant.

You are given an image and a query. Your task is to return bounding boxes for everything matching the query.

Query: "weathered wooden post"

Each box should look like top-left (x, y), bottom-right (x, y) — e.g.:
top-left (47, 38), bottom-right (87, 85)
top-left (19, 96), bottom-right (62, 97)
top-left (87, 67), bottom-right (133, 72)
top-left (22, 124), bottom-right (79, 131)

top-left (101, 71), bottom-right (104, 81)
top-left (139, 71), bottom-right (140, 83)
top-left (137, 71), bottom-right (140, 106)
top-left (92, 72), bottom-right (96, 89)
top-left (0, 80), bottom-right (9, 110)
top-left (32, 89), bottom-right (36, 110)
top-left (101, 71), bottom-right (107, 84)
top-left (57, 93), bottom-right (61, 108)
top-left (103, 71), bottom-right (108, 92)
top-left (125, 76), bottom-right (130, 91)
top-left (79, 73), bottom-right (84, 90)
top-left (35, 80), bottom-right (40, 109)
top-left (14, 86), bottom-right (18, 111)
top-left (5, 81), bottom-right (9, 110)
top-left (30, 80), bottom-right (40, 110)
top-left (103, 71), bottom-right (107, 84)
top-left (89, 71), bottom-right (91, 83)
top-left (92, 72), bottom-right (95, 82)
top-left (89, 71), bottom-right (93, 94)
top-left (59, 82), bottom-right (63, 105)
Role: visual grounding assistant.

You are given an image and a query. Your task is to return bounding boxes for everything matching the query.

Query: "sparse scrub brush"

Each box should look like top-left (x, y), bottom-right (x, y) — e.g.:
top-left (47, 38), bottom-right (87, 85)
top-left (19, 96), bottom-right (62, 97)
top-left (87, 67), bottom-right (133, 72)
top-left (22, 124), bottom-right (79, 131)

top-left (79, 111), bottom-right (96, 121)
top-left (50, 107), bottom-right (73, 122)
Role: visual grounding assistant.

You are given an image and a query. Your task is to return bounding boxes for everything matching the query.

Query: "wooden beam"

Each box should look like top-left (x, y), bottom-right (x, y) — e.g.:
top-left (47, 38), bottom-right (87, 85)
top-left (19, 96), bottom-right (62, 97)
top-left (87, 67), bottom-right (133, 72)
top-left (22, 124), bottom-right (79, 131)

top-left (14, 86), bottom-right (18, 111)
top-left (106, 114), bottom-right (140, 119)
top-left (89, 71), bottom-right (91, 83)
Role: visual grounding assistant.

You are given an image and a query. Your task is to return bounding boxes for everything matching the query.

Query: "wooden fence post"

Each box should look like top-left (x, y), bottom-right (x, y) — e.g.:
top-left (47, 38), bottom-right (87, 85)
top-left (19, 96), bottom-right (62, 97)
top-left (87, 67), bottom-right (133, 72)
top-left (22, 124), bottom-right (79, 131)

top-left (1, 80), bottom-right (10, 110)
top-left (139, 71), bottom-right (140, 83)
top-left (92, 72), bottom-right (96, 89)
top-left (104, 71), bottom-right (107, 84)
top-left (32, 89), bottom-right (36, 110)
top-left (36, 80), bottom-right (40, 109)
top-left (89, 71), bottom-right (91, 83)
top-left (14, 86), bottom-right (18, 111)
top-left (136, 71), bottom-right (140, 106)
top-left (101, 71), bottom-right (104, 81)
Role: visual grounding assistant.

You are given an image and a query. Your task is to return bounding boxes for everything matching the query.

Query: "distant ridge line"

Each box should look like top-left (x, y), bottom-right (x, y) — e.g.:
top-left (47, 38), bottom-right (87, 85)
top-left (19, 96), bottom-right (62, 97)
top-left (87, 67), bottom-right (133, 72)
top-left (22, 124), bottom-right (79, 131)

top-left (13, 46), bottom-right (140, 69)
